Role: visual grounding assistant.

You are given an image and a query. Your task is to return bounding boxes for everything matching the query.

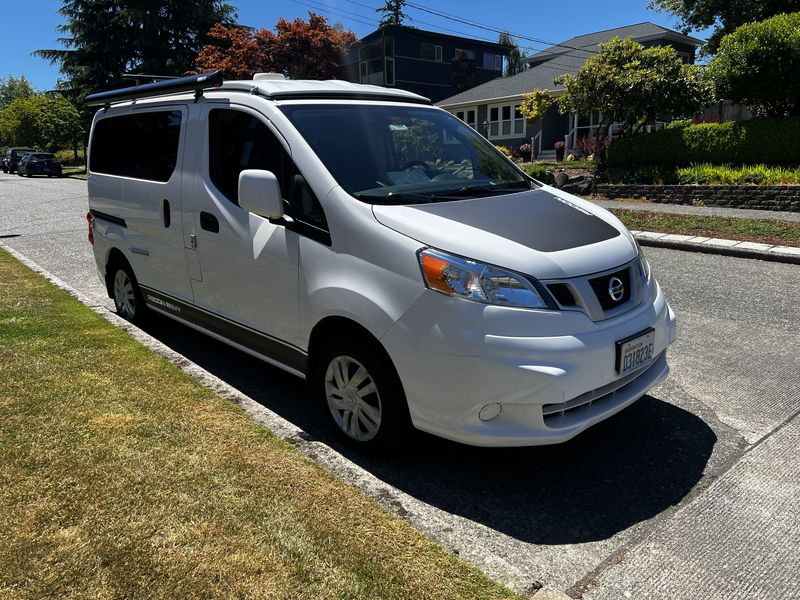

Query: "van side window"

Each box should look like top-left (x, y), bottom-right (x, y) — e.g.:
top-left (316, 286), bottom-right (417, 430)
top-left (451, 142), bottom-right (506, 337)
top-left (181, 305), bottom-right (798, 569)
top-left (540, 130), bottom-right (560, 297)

top-left (90, 111), bottom-right (182, 182)
top-left (208, 109), bottom-right (329, 242)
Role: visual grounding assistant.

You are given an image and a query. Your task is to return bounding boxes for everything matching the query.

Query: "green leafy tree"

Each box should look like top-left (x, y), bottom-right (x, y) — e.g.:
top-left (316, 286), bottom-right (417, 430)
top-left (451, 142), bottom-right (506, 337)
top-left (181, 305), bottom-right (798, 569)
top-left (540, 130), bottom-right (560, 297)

top-left (499, 32), bottom-right (525, 77)
top-left (0, 94), bottom-right (83, 155)
top-left (35, 0), bottom-right (237, 103)
top-left (708, 12), bottom-right (800, 117)
top-left (649, 0), bottom-right (799, 54)
top-left (554, 37), bottom-right (713, 167)
top-left (518, 89), bottom-right (554, 122)
top-left (556, 38), bottom-right (712, 138)
top-left (376, 0), bottom-right (410, 26)
top-left (0, 75), bottom-right (37, 109)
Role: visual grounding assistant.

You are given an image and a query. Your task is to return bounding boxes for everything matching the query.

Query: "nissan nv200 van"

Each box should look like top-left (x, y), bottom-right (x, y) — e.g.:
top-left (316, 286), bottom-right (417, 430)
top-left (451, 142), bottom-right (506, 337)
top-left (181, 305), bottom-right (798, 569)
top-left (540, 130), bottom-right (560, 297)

top-left (85, 73), bottom-right (677, 451)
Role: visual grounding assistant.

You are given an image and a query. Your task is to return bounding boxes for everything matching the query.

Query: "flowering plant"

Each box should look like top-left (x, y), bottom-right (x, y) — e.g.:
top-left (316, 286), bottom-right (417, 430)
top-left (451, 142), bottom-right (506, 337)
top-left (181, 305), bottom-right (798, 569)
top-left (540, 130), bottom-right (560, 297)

top-left (554, 141), bottom-right (565, 150)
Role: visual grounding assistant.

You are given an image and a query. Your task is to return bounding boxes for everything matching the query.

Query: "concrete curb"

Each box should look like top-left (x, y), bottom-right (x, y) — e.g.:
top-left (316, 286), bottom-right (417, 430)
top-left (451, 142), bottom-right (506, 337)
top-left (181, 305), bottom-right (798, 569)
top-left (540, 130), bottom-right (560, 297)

top-left (633, 231), bottom-right (800, 265)
top-left (0, 241), bottom-right (540, 595)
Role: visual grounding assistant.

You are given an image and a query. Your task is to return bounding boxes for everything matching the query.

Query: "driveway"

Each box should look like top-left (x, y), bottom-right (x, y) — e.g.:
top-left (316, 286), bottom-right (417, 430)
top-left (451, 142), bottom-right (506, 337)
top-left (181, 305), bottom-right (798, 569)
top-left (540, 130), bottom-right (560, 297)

top-left (1, 173), bottom-right (798, 598)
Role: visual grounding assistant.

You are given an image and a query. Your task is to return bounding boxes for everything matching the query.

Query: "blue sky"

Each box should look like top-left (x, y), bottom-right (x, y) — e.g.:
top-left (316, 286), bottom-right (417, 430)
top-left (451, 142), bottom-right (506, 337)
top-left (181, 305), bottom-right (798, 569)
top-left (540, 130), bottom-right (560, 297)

top-left (1, 0), bottom-right (707, 90)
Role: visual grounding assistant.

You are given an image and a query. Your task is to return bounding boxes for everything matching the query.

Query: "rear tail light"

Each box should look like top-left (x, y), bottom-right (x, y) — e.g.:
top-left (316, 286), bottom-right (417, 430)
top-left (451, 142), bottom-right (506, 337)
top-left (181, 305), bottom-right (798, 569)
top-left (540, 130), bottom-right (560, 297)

top-left (86, 211), bottom-right (94, 245)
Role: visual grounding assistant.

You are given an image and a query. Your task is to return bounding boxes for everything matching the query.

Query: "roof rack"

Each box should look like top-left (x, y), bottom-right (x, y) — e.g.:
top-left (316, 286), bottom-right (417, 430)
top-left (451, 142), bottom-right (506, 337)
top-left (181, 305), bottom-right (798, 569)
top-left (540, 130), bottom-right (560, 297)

top-left (85, 71), bottom-right (223, 107)
top-left (121, 74), bottom-right (179, 86)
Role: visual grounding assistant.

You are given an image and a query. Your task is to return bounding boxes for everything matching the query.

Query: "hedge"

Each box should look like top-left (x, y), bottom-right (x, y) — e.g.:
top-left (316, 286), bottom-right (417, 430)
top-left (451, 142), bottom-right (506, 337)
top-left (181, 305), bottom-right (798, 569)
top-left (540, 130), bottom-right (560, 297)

top-left (607, 118), bottom-right (800, 168)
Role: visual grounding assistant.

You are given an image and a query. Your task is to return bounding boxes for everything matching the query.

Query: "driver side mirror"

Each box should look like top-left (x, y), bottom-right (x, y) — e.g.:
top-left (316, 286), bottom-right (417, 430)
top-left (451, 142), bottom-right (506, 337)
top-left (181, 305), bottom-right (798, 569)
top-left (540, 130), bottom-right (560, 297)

top-left (238, 169), bottom-right (284, 220)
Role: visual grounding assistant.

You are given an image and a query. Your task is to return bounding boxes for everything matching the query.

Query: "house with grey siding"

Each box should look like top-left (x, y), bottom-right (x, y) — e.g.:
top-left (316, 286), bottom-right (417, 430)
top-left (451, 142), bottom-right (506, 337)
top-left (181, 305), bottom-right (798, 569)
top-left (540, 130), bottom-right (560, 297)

top-left (337, 24), bottom-right (510, 103)
top-left (436, 23), bottom-right (703, 157)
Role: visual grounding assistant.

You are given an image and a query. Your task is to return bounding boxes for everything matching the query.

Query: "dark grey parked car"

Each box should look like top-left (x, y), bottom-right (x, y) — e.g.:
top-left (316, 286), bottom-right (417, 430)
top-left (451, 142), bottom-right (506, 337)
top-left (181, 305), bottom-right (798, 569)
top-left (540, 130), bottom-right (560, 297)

top-left (17, 152), bottom-right (63, 178)
top-left (2, 147), bottom-right (36, 173)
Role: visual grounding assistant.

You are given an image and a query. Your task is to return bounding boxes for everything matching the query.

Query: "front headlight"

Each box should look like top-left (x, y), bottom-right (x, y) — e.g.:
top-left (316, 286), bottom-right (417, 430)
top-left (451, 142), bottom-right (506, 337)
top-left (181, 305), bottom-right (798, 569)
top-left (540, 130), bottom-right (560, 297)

top-left (418, 248), bottom-right (551, 309)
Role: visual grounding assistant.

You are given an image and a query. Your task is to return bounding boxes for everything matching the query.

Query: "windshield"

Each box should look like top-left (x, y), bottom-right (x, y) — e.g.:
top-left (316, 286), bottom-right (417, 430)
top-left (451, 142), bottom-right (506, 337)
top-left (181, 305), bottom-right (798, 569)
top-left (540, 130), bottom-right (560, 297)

top-left (280, 104), bottom-right (534, 204)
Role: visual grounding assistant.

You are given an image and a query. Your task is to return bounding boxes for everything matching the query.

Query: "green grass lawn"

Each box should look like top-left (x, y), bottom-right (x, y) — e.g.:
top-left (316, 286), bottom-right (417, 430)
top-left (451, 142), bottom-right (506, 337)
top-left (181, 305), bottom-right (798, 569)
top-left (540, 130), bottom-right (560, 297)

top-left (0, 249), bottom-right (517, 599)
top-left (62, 166), bottom-right (87, 179)
top-left (610, 209), bottom-right (800, 247)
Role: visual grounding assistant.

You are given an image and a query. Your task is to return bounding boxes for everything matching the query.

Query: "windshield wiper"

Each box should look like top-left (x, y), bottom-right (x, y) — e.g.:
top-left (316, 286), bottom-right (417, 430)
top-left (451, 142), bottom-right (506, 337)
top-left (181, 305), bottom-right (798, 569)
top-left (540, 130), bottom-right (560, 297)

top-left (429, 184), bottom-right (528, 200)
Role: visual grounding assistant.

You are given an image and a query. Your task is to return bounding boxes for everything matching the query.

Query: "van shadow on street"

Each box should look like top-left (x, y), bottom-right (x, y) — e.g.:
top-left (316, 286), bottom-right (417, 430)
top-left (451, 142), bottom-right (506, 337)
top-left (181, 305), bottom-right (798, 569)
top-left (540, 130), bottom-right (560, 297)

top-left (140, 312), bottom-right (715, 546)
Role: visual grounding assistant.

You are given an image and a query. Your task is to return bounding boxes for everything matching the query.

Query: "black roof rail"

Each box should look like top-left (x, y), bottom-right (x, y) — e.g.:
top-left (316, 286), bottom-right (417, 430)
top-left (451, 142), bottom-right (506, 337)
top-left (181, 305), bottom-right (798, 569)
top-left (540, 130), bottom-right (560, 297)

top-left (121, 73), bottom-right (179, 86)
top-left (85, 71), bottom-right (223, 107)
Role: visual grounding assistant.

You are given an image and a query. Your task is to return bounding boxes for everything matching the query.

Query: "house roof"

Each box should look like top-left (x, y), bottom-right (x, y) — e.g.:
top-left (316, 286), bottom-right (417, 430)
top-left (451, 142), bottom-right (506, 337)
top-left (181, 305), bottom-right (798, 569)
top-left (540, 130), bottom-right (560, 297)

top-left (525, 22), bottom-right (703, 64)
top-left (437, 21), bottom-right (704, 108)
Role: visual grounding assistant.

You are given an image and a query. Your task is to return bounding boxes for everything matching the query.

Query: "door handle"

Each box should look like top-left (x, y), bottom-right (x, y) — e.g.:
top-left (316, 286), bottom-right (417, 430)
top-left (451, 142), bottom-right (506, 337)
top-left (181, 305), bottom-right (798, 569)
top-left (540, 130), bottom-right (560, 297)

top-left (162, 198), bottom-right (171, 228)
top-left (200, 211), bottom-right (219, 233)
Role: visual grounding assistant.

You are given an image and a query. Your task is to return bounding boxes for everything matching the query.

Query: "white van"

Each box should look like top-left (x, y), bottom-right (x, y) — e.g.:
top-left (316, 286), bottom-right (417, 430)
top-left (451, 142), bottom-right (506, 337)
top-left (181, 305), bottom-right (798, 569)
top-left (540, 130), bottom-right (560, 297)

top-left (86, 73), bottom-right (676, 451)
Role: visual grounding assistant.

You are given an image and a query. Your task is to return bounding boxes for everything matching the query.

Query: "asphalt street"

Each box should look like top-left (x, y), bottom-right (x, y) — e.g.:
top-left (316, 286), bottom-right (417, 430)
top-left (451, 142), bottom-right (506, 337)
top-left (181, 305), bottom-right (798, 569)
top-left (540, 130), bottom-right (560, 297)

top-left (1, 173), bottom-right (798, 599)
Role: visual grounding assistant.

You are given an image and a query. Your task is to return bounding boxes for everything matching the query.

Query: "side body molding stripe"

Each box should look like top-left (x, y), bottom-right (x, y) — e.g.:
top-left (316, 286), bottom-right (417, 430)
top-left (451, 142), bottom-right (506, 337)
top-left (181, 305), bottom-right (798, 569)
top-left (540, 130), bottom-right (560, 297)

top-left (90, 209), bottom-right (127, 228)
top-left (140, 286), bottom-right (308, 374)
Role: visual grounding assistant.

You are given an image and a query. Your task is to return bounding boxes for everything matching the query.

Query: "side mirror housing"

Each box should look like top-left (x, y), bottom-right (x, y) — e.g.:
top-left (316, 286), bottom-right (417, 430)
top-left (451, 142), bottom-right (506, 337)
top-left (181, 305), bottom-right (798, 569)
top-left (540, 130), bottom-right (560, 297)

top-left (238, 169), bottom-right (284, 220)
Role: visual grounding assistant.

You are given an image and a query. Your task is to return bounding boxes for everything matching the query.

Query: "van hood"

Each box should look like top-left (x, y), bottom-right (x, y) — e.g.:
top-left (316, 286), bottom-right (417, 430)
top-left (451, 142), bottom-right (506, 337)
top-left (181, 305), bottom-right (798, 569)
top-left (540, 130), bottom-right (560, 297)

top-left (371, 185), bottom-right (637, 279)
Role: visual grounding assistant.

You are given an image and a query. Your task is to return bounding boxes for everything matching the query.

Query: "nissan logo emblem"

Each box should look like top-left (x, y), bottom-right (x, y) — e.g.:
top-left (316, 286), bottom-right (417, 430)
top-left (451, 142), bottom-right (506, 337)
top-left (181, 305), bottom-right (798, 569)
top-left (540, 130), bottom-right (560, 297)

top-left (608, 276), bottom-right (625, 302)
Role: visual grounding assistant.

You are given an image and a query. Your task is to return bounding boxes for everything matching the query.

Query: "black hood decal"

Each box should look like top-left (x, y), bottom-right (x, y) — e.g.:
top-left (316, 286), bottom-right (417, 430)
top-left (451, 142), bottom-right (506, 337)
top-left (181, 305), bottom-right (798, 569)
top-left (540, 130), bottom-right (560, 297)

top-left (407, 190), bottom-right (620, 252)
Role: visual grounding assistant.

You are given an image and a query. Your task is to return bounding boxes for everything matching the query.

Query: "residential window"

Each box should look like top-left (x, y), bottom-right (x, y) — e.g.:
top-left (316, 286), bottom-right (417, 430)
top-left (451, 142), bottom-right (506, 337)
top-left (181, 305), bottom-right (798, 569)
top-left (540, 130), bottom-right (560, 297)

top-left (90, 110), bottom-right (182, 182)
top-left (488, 103), bottom-right (525, 139)
top-left (421, 43), bottom-right (443, 61)
top-left (454, 48), bottom-right (475, 60)
top-left (482, 53), bottom-right (502, 70)
top-left (385, 38), bottom-right (395, 85)
top-left (359, 39), bottom-right (385, 85)
top-left (454, 108), bottom-right (477, 130)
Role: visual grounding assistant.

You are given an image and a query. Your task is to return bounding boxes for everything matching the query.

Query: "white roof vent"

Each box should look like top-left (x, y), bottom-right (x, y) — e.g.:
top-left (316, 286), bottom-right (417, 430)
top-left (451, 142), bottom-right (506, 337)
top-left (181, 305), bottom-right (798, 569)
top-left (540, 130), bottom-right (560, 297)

top-left (253, 73), bottom-right (286, 81)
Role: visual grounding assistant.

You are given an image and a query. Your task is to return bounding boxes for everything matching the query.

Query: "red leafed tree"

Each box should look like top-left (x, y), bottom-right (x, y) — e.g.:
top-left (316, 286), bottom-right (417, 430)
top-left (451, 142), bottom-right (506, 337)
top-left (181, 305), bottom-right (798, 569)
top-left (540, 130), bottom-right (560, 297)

top-left (195, 13), bottom-right (356, 80)
top-left (195, 23), bottom-right (272, 79)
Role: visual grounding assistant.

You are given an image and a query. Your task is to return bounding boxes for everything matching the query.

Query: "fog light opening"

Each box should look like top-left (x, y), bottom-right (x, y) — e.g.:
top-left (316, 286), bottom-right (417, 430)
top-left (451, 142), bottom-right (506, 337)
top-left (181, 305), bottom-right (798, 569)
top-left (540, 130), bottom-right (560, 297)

top-left (478, 403), bottom-right (502, 421)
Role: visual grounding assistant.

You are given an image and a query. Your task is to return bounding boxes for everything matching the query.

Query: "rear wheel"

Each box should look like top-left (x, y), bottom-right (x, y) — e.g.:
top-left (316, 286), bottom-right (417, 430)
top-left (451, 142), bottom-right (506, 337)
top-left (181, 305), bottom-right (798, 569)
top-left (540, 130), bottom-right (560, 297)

top-left (110, 262), bottom-right (145, 323)
top-left (311, 332), bottom-right (410, 453)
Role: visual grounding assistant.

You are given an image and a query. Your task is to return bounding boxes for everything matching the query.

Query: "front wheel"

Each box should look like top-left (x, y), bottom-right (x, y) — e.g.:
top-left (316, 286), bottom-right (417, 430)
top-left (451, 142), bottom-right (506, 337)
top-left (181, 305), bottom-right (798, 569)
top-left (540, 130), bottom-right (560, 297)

top-left (312, 335), bottom-right (410, 453)
top-left (111, 262), bottom-right (145, 323)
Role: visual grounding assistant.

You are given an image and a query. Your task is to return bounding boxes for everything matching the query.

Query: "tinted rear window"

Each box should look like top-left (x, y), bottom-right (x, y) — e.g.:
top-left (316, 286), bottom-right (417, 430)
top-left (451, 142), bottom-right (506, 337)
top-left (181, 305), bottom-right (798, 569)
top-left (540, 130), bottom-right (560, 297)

top-left (90, 110), bottom-right (182, 182)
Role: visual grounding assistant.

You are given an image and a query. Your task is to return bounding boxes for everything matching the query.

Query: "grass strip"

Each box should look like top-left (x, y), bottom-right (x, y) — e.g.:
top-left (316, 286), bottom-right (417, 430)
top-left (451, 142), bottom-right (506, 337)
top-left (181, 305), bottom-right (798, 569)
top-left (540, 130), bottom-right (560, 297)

top-left (610, 209), bottom-right (800, 247)
top-left (0, 248), bottom-right (517, 599)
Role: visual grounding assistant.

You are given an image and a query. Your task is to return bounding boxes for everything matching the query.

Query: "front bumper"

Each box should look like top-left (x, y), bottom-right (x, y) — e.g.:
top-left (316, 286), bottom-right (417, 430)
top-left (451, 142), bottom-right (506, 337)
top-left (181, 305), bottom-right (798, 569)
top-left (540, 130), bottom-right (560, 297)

top-left (381, 278), bottom-right (677, 447)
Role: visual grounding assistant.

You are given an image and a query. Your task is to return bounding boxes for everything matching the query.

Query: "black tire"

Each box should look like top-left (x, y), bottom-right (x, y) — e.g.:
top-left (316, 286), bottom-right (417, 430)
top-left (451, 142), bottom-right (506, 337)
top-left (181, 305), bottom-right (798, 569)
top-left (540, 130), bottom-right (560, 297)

top-left (108, 260), bottom-right (146, 323)
top-left (311, 331), bottom-right (411, 454)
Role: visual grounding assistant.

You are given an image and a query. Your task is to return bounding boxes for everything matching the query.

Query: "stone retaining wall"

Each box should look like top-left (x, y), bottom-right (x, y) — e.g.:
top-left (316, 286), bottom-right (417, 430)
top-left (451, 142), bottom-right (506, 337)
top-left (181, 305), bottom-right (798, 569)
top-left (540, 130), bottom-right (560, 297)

top-left (594, 184), bottom-right (800, 212)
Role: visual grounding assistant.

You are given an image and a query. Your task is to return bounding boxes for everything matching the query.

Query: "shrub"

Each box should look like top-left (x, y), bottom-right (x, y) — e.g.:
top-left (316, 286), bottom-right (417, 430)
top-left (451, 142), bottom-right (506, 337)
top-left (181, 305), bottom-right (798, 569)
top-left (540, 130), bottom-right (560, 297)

top-left (677, 164), bottom-right (800, 185)
top-left (606, 163), bottom-right (800, 185)
top-left (708, 12), bottom-right (800, 117)
top-left (495, 145), bottom-right (512, 157)
top-left (665, 118), bottom-right (692, 130)
top-left (607, 117), bottom-right (800, 167)
top-left (521, 163), bottom-right (554, 183)
top-left (573, 135), bottom-right (610, 159)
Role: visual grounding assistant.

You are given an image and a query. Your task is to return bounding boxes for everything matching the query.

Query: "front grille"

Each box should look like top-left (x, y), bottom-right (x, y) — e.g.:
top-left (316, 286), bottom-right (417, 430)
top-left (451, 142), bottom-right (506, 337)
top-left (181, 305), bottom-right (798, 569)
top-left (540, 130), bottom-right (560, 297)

top-left (542, 351), bottom-right (665, 423)
top-left (547, 283), bottom-right (576, 306)
top-left (589, 267), bottom-right (631, 310)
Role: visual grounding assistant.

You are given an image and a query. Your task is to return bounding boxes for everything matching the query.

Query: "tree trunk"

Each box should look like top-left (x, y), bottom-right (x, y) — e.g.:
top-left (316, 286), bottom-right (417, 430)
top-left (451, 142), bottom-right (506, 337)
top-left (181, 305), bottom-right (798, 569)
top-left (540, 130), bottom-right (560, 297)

top-left (595, 122), bottom-right (611, 175)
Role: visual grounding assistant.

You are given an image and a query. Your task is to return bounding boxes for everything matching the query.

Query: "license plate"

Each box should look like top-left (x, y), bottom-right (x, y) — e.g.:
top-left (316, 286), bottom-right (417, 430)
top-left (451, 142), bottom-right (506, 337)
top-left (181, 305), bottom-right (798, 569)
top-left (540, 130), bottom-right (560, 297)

top-left (615, 328), bottom-right (655, 376)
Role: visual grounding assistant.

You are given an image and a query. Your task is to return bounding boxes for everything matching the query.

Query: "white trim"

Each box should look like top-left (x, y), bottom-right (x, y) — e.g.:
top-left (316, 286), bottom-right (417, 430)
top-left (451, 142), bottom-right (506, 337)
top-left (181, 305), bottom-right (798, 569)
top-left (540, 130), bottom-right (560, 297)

top-left (486, 101), bottom-right (526, 141)
top-left (451, 106), bottom-right (479, 131)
